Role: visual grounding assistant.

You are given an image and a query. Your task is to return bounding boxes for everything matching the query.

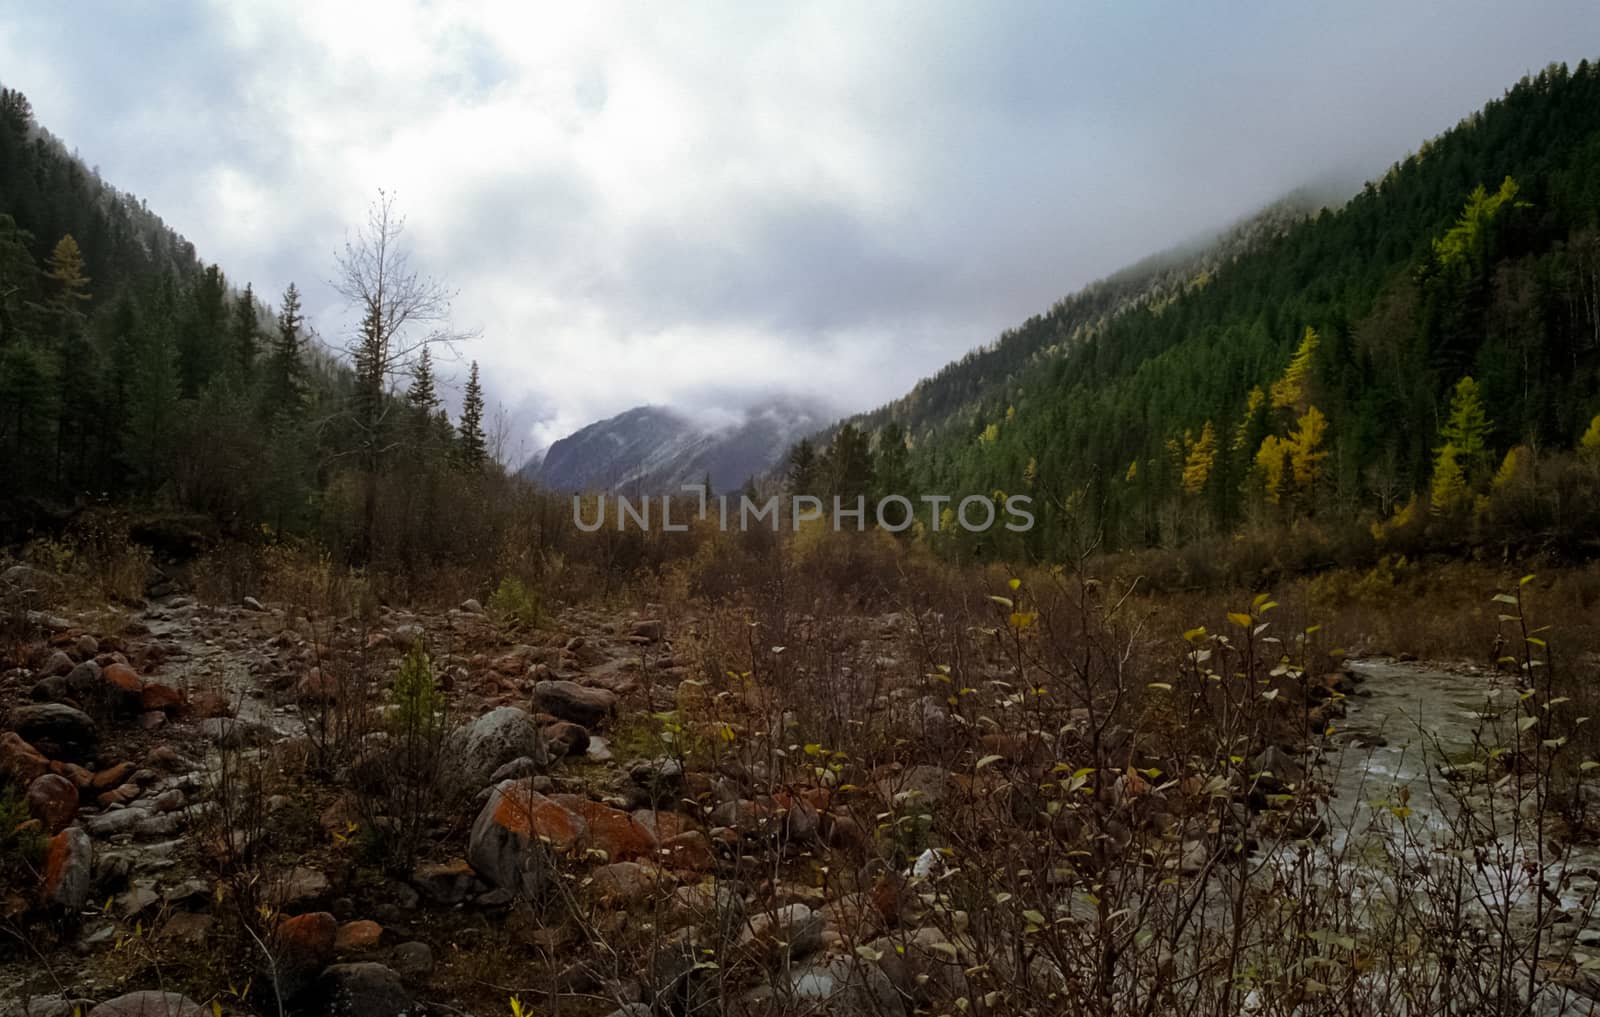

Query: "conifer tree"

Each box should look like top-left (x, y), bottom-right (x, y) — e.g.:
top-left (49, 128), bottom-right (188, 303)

top-left (1438, 376), bottom-right (1492, 480)
top-left (230, 283), bottom-right (258, 378)
top-left (459, 360), bottom-right (487, 469)
top-left (786, 438), bottom-right (819, 494)
top-left (266, 282), bottom-right (306, 414)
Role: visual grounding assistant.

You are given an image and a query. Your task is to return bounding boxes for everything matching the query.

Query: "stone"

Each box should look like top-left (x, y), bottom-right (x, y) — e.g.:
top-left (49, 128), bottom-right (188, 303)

top-left (555, 795), bottom-right (658, 861)
top-left (544, 720), bottom-right (591, 757)
top-left (41, 827), bottom-right (92, 910)
top-left (391, 940), bottom-right (435, 982)
top-left (269, 866), bottom-right (331, 909)
top-left (315, 962), bottom-right (413, 1016)
top-left (242, 596), bottom-right (266, 611)
top-left (533, 680), bottom-right (618, 728)
top-left (91, 761), bottom-right (137, 791)
top-left (449, 706), bottom-right (550, 791)
top-left (158, 911), bottom-right (212, 946)
top-left (272, 911), bottom-right (338, 999)
top-left (101, 663), bottom-right (145, 712)
top-left (30, 675), bottom-right (72, 703)
top-left (489, 756), bottom-right (545, 783)
top-left (1252, 745), bottom-right (1305, 786)
top-left (1, 731), bottom-right (51, 784)
top-left (587, 861), bottom-right (669, 906)
top-left (336, 919), bottom-right (384, 952)
top-left (737, 903), bottom-right (824, 968)
top-left (85, 992), bottom-right (209, 1017)
top-left (294, 667), bottom-right (339, 704)
top-left (468, 779), bottom-right (586, 896)
top-left (39, 650), bottom-right (75, 678)
top-left (629, 619), bottom-right (664, 642)
top-left (410, 858), bottom-right (480, 905)
top-left (197, 716), bottom-right (273, 747)
top-left (139, 683), bottom-right (184, 713)
top-left (779, 955), bottom-right (907, 1017)
top-left (1, 563), bottom-right (61, 593)
top-left (64, 660), bottom-right (102, 697)
top-left (26, 773), bottom-right (79, 833)
top-left (460, 598), bottom-right (484, 614)
top-left (9, 704), bottom-right (97, 762)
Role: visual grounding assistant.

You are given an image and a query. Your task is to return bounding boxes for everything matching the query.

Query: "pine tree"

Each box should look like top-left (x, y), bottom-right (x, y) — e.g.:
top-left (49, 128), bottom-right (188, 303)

top-left (408, 347), bottom-right (438, 414)
top-left (266, 282), bottom-right (306, 414)
top-left (230, 283), bottom-right (259, 378)
top-left (1288, 406), bottom-right (1329, 493)
top-left (786, 438), bottom-right (819, 494)
top-left (459, 360), bottom-right (486, 469)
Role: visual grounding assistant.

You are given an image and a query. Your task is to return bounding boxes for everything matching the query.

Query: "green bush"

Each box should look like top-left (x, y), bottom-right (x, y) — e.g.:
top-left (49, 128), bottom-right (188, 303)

top-left (488, 576), bottom-right (540, 630)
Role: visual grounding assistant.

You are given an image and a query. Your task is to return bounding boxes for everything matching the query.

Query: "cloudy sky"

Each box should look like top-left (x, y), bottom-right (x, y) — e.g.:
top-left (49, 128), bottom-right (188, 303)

top-left (2, 2), bottom-right (1596, 462)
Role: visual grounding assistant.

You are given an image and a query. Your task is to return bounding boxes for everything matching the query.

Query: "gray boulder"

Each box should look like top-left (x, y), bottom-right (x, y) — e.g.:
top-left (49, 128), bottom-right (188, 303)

top-left (10, 703), bottom-right (97, 761)
top-left (450, 706), bottom-right (549, 791)
top-left (85, 991), bottom-right (208, 1017)
top-left (534, 679), bottom-right (617, 728)
top-left (316, 962), bottom-right (413, 1016)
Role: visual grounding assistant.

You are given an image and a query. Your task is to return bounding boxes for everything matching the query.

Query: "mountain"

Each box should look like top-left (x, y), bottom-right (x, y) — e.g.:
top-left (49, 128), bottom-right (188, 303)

top-left (800, 60), bottom-right (1600, 559)
top-left (524, 399), bottom-right (833, 494)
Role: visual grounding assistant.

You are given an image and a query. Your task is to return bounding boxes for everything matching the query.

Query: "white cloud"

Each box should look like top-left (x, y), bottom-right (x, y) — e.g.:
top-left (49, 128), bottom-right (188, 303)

top-left (2, 1), bottom-right (1597, 461)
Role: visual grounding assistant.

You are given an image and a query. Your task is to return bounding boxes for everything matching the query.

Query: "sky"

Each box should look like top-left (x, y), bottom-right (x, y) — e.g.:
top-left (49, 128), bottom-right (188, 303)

top-left (2, 2), bottom-right (1597, 464)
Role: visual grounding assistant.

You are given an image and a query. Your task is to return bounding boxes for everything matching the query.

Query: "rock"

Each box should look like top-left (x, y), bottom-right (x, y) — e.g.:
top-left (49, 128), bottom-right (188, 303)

top-left (1, 731), bottom-right (51, 784)
top-left (737, 903), bottom-right (824, 968)
top-left (629, 619), bottom-right (664, 642)
top-left (544, 720), bottom-right (591, 757)
top-left (294, 667), bottom-right (339, 704)
top-left (91, 761), bottom-right (137, 791)
top-left (587, 861), bottom-right (669, 906)
top-left (468, 779), bottom-right (586, 896)
top-left (1, 563), bottom-right (61, 593)
top-left (85, 992), bottom-right (209, 1017)
top-left (391, 624), bottom-right (426, 650)
top-left (315, 962), bottom-right (413, 1016)
top-left (449, 706), bottom-right (550, 791)
top-left (242, 596), bottom-right (266, 611)
top-left (460, 598), bottom-right (484, 614)
top-left (410, 858), bottom-right (480, 905)
top-left (1252, 745), bottom-right (1305, 786)
top-left (602, 1006), bottom-right (652, 1017)
top-left (41, 827), bottom-right (92, 910)
top-left (779, 955), bottom-right (906, 1017)
top-left (85, 807), bottom-right (153, 838)
top-left (26, 773), bottom-right (79, 833)
top-left (272, 911), bottom-right (338, 999)
top-left (489, 756), bottom-right (545, 783)
top-left (39, 649), bottom-right (75, 678)
top-left (336, 919), bottom-right (384, 952)
top-left (139, 683), bottom-right (184, 713)
top-left (159, 911), bottom-right (213, 946)
top-left (197, 716), bottom-right (273, 747)
top-left (101, 662), bottom-right (145, 705)
top-left (30, 674), bottom-right (73, 703)
top-left (64, 660), bottom-right (102, 696)
top-left (533, 680), bottom-right (617, 728)
top-left (555, 795), bottom-right (658, 861)
top-left (391, 940), bottom-right (435, 982)
top-left (10, 704), bottom-right (97, 762)
top-left (269, 865), bottom-right (332, 910)
top-left (21, 994), bottom-right (94, 1017)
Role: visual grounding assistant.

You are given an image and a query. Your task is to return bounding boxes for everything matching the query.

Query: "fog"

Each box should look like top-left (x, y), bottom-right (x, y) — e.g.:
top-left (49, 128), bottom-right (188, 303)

top-left (2, 1), bottom-right (1596, 458)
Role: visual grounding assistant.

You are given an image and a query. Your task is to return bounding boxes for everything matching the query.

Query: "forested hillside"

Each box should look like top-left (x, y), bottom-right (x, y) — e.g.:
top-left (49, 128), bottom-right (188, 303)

top-left (799, 61), bottom-right (1600, 569)
top-left (0, 87), bottom-right (500, 573)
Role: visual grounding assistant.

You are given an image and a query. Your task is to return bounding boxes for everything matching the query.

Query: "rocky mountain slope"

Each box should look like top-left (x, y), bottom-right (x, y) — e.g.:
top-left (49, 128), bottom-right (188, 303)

top-left (523, 399), bottom-right (833, 494)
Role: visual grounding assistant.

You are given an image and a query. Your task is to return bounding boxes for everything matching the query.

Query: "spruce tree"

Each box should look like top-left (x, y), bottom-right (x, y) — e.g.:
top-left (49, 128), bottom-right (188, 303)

top-left (459, 360), bottom-right (487, 469)
top-left (230, 283), bottom-right (259, 379)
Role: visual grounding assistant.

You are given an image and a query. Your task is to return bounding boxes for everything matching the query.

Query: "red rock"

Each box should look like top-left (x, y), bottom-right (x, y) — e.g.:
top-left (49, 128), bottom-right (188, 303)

top-left (140, 682), bottom-right (185, 712)
top-left (92, 761), bottom-right (137, 791)
top-left (335, 919), bottom-right (383, 952)
top-left (490, 785), bottom-right (586, 851)
top-left (553, 795), bottom-right (658, 861)
top-left (50, 761), bottom-right (95, 790)
top-left (103, 662), bottom-right (143, 694)
top-left (186, 690), bottom-right (232, 718)
top-left (0, 732), bottom-right (50, 784)
top-left (41, 827), bottom-right (91, 909)
top-left (26, 774), bottom-right (79, 833)
top-left (294, 667), bottom-right (339, 704)
top-left (659, 830), bottom-right (717, 873)
top-left (273, 911), bottom-right (338, 997)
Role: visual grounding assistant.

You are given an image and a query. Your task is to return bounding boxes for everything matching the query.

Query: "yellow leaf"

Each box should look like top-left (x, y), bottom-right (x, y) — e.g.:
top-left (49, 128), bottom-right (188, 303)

top-left (1227, 612), bottom-right (1253, 628)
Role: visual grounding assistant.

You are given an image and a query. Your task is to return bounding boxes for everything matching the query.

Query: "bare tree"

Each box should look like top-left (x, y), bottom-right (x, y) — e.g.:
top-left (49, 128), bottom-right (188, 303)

top-left (331, 190), bottom-right (476, 559)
